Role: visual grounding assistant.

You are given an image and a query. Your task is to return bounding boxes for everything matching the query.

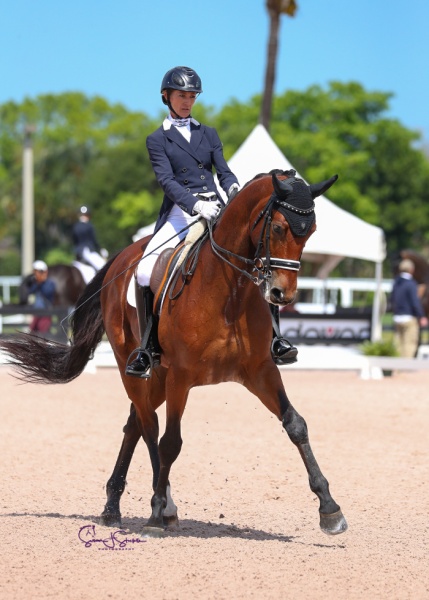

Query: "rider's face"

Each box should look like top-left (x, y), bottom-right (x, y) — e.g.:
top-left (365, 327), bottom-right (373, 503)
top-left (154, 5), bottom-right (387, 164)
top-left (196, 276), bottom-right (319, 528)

top-left (33, 269), bottom-right (48, 282)
top-left (166, 90), bottom-right (197, 118)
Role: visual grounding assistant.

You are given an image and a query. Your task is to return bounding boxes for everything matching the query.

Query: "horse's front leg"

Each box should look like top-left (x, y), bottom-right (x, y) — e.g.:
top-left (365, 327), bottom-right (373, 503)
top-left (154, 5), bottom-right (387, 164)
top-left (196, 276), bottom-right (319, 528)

top-left (282, 402), bottom-right (347, 534)
top-left (245, 363), bottom-right (347, 535)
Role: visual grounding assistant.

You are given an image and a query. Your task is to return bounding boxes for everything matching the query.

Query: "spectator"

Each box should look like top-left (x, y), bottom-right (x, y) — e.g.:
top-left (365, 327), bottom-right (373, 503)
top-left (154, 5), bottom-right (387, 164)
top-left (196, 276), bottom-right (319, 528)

top-left (391, 258), bottom-right (428, 357)
top-left (27, 260), bottom-right (56, 335)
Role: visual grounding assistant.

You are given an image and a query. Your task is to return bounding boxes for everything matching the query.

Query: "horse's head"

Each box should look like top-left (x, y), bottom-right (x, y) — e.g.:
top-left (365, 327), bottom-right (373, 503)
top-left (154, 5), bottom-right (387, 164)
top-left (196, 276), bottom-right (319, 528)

top-left (250, 170), bottom-right (338, 305)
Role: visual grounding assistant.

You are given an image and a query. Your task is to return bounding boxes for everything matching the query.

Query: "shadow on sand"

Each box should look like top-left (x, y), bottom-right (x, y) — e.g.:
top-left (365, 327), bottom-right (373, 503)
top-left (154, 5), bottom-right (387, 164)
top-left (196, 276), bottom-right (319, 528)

top-left (2, 511), bottom-right (344, 548)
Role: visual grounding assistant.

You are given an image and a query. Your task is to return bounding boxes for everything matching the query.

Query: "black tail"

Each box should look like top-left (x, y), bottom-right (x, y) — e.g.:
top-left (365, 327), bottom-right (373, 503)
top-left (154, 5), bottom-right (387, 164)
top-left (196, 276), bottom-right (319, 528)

top-left (0, 256), bottom-right (117, 384)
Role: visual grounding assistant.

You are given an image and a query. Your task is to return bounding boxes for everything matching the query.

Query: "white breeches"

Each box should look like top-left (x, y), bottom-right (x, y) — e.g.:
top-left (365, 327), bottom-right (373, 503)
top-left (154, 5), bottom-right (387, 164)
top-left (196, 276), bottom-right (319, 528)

top-left (136, 204), bottom-right (199, 287)
top-left (81, 247), bottom-right (106, 271)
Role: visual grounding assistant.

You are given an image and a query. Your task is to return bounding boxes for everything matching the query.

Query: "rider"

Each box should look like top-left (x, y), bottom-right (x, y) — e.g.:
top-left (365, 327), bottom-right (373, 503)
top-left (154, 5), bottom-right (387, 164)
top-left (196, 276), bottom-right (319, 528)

top-left (126, 66), bottom-right (297, 378)
top-left (72, 206), bottom-right (106, 272)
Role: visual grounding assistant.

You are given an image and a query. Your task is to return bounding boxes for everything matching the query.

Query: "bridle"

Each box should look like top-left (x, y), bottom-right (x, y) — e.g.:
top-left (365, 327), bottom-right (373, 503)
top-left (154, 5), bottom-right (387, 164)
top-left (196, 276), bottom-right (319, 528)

top-left (207, 190), bottom-right (312, 287)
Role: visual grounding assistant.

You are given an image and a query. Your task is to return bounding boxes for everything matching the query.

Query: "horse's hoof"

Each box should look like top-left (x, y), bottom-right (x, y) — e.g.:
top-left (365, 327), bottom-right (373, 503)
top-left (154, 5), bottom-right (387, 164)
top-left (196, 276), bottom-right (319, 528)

top-left (319, 509), bottom-right (348, 535)
top-left (141, 525), bottom-right (166, 538)
top-left (99, 512), bottom-right (122, 528)
top-left (163, 513), bottom-right (179, 529)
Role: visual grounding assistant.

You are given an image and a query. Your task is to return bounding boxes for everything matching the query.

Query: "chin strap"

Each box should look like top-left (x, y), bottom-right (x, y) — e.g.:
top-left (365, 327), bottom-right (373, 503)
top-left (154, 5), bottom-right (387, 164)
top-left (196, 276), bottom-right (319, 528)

top-left (166, 99), bottom-right (190, 121)
top-left (170, 106), bottom-right (190, 120)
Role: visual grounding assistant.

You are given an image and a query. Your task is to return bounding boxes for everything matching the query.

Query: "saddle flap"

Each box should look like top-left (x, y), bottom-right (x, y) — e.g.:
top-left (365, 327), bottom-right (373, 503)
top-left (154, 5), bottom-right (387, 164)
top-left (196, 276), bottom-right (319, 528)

top-left (149, 220), bottom-right (208, 315)
top-left (150, 245), bottom-right (185, 310)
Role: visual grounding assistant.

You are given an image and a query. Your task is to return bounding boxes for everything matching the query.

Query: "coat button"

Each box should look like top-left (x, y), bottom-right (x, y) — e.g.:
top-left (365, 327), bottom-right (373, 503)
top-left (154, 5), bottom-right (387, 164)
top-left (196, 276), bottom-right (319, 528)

top-left (185, 188), bottom-right (190, 192)
top-left (200, 175), bottom-right (205, 180)
top-left (184, 179), bottom-right (188, 184)
top-left (198, 164), bottom-right (203, 169)
top-left (202, 186), bottom-right (208, 191)
top-left (182, 167), bottom-right (187, 172)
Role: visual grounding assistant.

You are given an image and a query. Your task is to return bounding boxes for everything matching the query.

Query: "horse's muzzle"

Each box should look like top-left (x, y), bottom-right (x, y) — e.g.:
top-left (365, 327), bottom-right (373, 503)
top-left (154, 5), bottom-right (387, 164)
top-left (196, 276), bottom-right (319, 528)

top-left (269, 286), bottom-right (296, 305)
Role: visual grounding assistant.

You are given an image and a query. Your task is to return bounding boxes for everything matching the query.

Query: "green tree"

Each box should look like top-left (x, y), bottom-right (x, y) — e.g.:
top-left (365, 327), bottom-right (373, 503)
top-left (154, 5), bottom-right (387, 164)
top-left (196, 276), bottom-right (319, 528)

top-left (0, 93), bottom-right (158, 265)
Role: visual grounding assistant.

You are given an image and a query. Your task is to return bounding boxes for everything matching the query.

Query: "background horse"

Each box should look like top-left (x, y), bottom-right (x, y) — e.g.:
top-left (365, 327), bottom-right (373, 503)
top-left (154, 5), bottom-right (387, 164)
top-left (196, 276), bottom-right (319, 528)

top-left (0, 171), bottom-right (347, 536)
top-left (19, 264), bottom-right (86, 307)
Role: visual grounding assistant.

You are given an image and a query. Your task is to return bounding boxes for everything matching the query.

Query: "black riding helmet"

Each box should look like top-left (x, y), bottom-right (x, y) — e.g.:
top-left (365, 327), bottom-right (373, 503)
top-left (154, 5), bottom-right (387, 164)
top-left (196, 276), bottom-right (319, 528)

top-left (161, 66), bottom-right (202, 117)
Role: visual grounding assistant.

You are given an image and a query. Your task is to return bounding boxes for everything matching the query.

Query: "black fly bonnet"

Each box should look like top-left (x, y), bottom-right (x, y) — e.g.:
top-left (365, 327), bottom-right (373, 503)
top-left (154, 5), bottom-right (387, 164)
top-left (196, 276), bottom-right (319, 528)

top-left (271, 169), bottom-right (338, 237)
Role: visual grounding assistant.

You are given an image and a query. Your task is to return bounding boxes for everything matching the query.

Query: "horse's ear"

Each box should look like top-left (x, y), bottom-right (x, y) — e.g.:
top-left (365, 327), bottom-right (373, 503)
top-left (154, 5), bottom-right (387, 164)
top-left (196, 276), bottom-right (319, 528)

top-left (309, 175), bottom-right (338, 199)
top-left (272, 173), bottom-right (293, 198)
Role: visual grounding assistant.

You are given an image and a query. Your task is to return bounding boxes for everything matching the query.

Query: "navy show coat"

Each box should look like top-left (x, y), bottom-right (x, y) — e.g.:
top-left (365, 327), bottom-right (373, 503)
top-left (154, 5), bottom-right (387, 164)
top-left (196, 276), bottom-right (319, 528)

top-left (146, 120), bottom-right (239, 233)
top-left (72, 220), bottom-right (100, 258)
top-left (391, 274), bottom-right (425, 319)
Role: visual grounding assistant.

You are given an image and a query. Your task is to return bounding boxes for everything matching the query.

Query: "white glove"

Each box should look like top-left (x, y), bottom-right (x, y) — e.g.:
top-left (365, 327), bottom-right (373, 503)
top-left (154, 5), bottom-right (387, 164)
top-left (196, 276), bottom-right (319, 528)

top-left (228, 183), bottom-right (240, 201)
top-left (192, 199), bottom-right (222, 222)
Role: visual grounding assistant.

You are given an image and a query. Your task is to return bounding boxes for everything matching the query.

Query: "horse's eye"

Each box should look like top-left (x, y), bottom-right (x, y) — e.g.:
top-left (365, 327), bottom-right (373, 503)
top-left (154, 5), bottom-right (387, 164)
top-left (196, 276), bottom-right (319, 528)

top-left (272, 223), bottom-right (283, 235)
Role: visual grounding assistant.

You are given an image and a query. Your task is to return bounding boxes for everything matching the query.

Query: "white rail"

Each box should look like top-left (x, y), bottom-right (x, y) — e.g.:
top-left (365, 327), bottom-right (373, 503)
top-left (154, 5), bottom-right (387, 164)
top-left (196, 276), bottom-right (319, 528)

top-left (0, 276), bottom-right (21, 303)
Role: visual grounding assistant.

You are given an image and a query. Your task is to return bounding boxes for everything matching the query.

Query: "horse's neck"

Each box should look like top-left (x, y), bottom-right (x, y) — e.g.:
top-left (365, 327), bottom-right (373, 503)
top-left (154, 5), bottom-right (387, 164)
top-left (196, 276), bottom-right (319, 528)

top-left (194, 203), bottom-right (260, 307)
top-left (214, 201), bottom-right (255, 258)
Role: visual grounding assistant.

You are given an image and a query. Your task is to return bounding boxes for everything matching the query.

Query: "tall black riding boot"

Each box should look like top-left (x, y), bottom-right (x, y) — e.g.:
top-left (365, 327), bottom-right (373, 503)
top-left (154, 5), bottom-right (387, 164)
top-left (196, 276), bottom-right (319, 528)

top-left (125, 283), bottom-right (161, 378)
top-left (270, 304), bottom-right (298, 365)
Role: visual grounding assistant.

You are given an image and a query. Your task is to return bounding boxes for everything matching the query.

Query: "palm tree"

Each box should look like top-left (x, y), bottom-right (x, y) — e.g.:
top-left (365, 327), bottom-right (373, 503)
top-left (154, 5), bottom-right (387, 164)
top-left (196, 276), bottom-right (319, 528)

top-left (260, 0), bottom-right (297, 131)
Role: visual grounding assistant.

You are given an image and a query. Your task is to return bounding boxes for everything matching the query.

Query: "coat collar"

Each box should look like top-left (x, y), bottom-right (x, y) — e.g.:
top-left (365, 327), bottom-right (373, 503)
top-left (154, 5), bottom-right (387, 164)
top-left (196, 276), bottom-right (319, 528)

top-left (162, 118), bottom-right (204, 161)
top-left (163, 117), bottom-right (200, 131)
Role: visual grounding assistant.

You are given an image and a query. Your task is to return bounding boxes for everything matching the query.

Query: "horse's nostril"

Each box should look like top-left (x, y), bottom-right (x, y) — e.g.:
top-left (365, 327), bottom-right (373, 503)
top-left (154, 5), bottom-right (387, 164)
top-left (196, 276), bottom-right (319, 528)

top-left (270, 288), bottom-right (285, 303)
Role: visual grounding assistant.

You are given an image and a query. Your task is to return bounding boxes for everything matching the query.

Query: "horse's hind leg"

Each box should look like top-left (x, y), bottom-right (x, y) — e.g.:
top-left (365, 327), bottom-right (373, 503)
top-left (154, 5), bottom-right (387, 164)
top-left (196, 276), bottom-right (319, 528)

top-left (245, 366), bottom-right (347, 535)
top-left (100, 399), bottom-right (178, 529)
top-left (100, 403), bottom-right (141, 527)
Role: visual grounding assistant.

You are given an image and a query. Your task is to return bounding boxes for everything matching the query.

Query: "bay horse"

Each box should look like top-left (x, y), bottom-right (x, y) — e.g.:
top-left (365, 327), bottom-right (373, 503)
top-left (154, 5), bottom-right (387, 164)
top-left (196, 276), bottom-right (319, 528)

top-left (0, 170), bottom-right (347, 536)
top-left (19, 264), bottom-right (86, 307)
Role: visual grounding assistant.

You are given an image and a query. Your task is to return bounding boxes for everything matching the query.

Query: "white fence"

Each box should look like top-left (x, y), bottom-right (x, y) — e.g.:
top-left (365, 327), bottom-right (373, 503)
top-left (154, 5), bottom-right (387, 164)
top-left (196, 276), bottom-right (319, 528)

top-left (1, 275), bottom-right (393, 307)
top-left (0, 276), bottom-right (22, 304)
top-left (296, 277), bottom-right (392, 311)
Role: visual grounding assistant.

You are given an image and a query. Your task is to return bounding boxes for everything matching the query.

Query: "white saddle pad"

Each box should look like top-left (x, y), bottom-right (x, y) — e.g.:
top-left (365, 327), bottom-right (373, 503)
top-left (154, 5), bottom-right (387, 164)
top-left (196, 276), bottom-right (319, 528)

top-left (127, 276), bottom-right (137, 308)
top-left (126, 219), bottom-right (207, 311)
top-left (73, 261), bottom-right (96, 284)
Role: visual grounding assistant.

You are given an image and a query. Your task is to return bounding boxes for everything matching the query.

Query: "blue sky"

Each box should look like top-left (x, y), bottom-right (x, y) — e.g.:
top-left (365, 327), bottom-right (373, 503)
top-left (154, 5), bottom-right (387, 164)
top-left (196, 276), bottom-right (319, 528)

top-left (2, 0), bottom-right (429, 142)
